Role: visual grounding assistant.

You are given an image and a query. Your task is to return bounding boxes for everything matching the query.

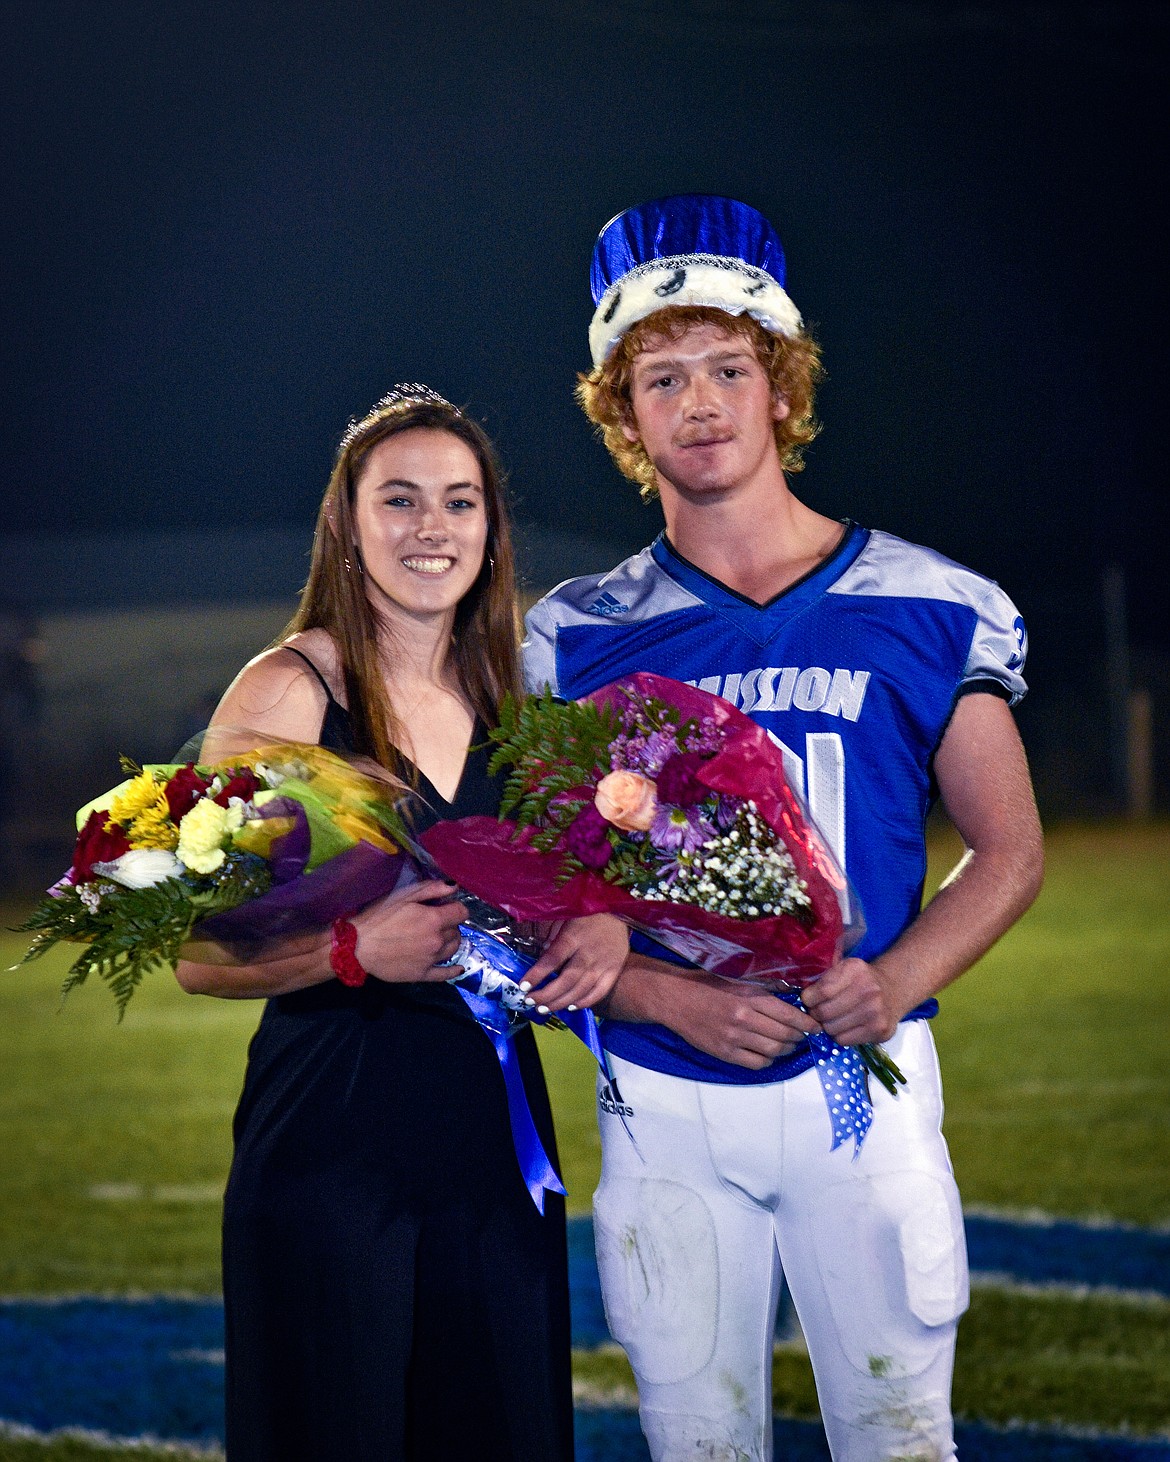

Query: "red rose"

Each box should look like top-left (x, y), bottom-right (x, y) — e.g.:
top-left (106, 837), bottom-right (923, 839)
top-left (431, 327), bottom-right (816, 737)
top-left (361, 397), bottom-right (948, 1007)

top-left (213, 767), bottom-right (260, 807)
top-left (165, 764), bottom-right (212, 822)
top-left (71, 810), bottom-right (131, 883)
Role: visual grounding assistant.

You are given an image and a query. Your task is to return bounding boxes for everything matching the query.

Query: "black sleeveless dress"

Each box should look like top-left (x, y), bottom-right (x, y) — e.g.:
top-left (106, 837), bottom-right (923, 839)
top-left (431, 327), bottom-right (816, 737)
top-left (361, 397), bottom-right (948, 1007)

top-left (221, 661), bottom-right (574, 1461)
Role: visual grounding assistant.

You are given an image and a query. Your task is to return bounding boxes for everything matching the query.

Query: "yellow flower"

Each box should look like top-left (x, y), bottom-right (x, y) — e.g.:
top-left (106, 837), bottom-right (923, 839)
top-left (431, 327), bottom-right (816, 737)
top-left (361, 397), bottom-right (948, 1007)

top-left (109, 771), bottom-right (169, 829)
top-left (126, 801), bottom-right (179, 851)
top-left (177, 797), bottom-right (244, 875)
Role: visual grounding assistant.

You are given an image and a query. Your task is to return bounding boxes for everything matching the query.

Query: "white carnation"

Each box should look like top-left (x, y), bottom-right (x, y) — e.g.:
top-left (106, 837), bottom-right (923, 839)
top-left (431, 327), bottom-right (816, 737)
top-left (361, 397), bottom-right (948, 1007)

top-left (94, 849), bottom-right (183, 889)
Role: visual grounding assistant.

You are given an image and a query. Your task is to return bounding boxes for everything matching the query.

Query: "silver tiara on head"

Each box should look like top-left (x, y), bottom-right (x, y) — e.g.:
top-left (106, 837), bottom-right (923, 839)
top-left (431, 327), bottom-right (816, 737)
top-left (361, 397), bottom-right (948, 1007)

top-left (377, 382), bottom-right (454, 410)
top-left (338, 382), bottom-right (457, 452)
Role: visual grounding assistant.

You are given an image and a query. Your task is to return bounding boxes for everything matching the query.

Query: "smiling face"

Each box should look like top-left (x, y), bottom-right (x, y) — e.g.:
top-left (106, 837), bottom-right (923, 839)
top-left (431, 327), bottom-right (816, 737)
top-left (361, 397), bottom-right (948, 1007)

top-left (622, 321), bottom-right (790, 501)
top-left (351, 426), bottom-right (488, 626)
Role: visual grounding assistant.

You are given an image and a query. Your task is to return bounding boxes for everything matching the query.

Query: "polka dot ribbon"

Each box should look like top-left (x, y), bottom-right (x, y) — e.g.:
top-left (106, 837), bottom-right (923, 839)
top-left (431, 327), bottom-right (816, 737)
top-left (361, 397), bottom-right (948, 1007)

top-left (808, 1031), bottom-right (873, 1157)
top-left (781, 992), bottom-right (873, 1157)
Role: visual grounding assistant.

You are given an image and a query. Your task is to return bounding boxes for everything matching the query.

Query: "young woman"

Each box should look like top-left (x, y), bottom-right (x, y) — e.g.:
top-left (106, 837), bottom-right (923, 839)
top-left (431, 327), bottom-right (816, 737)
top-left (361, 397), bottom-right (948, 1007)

top-left (176, 386), bottom-right (628, 1461)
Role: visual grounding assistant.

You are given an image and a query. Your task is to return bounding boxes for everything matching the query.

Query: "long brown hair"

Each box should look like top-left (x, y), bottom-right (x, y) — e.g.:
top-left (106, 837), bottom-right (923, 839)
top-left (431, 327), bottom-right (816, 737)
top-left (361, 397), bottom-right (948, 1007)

top-left (576, 304), bottom-right (824, 500)
top-left (280, 396), bottom-right (522, 775)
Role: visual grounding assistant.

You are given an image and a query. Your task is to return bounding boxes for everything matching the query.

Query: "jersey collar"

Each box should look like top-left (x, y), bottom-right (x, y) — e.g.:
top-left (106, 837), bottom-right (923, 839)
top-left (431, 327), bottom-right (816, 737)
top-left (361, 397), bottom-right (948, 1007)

top-left (650, 522), bottom-right (867, 630)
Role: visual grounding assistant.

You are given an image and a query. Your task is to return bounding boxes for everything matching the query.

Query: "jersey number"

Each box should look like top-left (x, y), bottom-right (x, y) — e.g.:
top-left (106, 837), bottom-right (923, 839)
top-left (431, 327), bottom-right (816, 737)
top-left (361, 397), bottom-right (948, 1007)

top-left (769, 731), bottom-right (856, 921)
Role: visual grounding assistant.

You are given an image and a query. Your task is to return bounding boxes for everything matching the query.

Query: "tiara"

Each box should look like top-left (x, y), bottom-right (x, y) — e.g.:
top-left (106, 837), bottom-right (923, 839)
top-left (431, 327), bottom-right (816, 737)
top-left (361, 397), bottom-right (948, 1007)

top-left (338, 383), bottom-right (457, 452)
top-left (375, 382), bottom-right (454, 410)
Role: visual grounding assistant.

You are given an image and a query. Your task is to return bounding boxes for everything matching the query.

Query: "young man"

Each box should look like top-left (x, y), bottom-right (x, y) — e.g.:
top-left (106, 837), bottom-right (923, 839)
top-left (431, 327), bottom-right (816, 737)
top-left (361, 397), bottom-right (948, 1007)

top-left (522, 195), bottom-right (1044, 1462)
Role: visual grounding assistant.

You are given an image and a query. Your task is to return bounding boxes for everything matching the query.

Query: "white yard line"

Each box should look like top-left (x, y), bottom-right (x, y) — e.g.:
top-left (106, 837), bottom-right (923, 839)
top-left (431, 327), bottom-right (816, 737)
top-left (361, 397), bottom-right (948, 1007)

top-left (87, 1183), bottom-right (223, 1204)
top-left (968, 1271), bottom-right (1170, 1307)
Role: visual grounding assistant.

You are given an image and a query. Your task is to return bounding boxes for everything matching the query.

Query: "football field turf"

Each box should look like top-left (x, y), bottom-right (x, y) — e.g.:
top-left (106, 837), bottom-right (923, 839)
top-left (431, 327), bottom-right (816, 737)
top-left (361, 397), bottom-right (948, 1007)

top-left (1, 820), bottom-right (1167, 1458)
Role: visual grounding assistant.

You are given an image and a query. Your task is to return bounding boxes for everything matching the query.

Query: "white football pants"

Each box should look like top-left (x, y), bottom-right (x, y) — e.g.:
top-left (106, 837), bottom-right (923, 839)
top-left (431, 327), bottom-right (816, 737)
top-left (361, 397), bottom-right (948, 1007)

top-left (594, 1021), bottom-right (968, 1462)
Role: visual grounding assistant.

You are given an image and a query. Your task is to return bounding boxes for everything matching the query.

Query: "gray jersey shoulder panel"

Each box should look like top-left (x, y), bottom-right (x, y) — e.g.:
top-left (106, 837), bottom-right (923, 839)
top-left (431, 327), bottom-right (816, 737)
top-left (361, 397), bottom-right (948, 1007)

top-left (522, 545), bottom-right (705, 695)
top-left (830, 530), bottom-right (1028, 702)
top-left (542, 545), bottom-right (704, 623)
top-left (829, 529), bottom-right (994, 607)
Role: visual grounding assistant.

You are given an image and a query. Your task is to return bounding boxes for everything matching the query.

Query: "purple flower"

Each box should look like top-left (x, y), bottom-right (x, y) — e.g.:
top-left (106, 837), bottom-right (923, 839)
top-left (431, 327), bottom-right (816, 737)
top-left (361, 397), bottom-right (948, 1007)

top-left (686, 717), bottom-right (722, 755)
top-left (565, 803), bottom-right (613, 869)
top-left (715, 794), bottom-right (740, 831)
top-left (650, 805), bottom-right (715, 854)
top-left (656, 751), bottom-right (711, 807)
top-left (609, 733), bottom-right (636, 770)
top-left (613, 733), bottom-right (655, 772)
top-left (638, 730), bottom-right (679, 776)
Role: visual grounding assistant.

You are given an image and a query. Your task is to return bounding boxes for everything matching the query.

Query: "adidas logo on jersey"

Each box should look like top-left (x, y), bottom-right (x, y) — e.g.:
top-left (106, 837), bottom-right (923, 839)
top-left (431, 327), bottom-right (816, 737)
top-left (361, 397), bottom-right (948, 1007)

top-left (598, 1082), bottom-right (635, 1118)
top-left (688, 666), bottom-right (871, 721)
top-left (585, 591), bottom-right (630, 617)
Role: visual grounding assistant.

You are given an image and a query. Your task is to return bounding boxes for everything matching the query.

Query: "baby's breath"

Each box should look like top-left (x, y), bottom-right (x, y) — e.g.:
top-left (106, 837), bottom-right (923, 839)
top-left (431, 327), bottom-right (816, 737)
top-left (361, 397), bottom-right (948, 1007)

top-left (631, 802), bottom-right (812, 923)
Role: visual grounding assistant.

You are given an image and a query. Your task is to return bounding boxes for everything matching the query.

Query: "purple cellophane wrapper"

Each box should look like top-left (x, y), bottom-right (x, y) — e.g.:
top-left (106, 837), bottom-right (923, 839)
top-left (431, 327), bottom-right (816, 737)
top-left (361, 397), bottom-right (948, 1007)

top-left (194, 841), bottom-right (409, 955)
top-left (263, 798), bottom-right (311, 885)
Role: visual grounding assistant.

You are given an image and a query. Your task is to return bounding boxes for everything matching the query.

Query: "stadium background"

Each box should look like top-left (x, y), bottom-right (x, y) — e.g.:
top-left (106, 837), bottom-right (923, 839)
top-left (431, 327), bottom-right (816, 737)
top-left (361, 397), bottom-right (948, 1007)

top-left (0, 4), bottom-right (1167, 1458)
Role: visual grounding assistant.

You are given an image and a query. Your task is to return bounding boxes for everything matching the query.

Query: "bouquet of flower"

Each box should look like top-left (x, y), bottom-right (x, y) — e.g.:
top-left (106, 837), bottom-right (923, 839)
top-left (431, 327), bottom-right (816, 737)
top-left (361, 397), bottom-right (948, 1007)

top-left (17, 744), bottom-right (413, 1014)
top-left (420, 672), bottom-right (904, 1104)
top-left (17, 740), bottom-right (604, 1206)
top-left (421, 671), bottom-right (853, 984)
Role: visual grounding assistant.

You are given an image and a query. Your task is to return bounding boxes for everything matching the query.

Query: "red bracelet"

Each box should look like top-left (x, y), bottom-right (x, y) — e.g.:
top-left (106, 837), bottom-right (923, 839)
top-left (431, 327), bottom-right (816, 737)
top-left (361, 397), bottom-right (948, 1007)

top-left (330, 917), bottom-right (368, 988)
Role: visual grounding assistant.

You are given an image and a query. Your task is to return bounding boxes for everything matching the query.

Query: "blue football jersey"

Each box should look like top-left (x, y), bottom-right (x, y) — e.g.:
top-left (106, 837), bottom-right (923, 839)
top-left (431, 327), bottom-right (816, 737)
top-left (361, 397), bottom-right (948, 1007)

top-left (521, 523), bottom-right (1028, 1085)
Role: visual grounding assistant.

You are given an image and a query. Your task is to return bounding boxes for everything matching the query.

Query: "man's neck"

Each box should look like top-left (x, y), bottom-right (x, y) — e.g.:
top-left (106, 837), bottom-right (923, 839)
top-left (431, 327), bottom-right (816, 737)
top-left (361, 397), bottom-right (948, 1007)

top-left (660, 474), bottom-right (844, 605)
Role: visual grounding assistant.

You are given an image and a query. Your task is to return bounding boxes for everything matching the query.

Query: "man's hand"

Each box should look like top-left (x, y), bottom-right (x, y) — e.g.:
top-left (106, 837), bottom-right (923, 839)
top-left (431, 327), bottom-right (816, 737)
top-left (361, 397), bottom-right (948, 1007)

top-left (521, 914), bottom-right (631, 1012)
top-left (672, 977), bottom-right (820, 1068)
top-left (801, 957), bottom-right (900, 1046)
top-left (607, 959), bottom-right (820, 1070)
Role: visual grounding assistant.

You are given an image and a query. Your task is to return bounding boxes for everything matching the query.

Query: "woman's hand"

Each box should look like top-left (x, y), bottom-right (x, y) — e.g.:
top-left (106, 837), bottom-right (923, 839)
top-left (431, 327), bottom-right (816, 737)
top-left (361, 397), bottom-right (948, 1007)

top-left (352, 880), bottom-right (468, 983)
top-left (519, 914), bottom-right (630, 1013)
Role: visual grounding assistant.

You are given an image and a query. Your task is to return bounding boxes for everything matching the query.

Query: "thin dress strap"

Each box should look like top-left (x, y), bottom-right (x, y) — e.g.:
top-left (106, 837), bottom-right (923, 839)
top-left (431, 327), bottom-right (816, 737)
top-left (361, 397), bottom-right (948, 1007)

top-left (282, 644), bottom-right (357, 753)
top-left (282, 644), bottom-right (340, 703)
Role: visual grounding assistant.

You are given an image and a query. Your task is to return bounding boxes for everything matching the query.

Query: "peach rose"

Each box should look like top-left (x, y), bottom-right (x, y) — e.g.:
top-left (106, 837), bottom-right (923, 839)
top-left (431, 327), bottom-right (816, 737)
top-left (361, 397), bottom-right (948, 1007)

top-left (594, 770), bottom-right (658, 832)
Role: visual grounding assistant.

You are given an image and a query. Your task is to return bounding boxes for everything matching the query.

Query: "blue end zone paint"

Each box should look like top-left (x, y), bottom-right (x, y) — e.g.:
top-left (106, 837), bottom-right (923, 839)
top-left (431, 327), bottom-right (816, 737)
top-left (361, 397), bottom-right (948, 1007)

top-left (1, 1213), bottom-right (1167, 1455)
top-left (963, 1214), bottom-right (1170, 1293)
top-left (0, 1299), bottom-right (223, 1445)
top-left (567, 1216), bottom-right (610, 1345)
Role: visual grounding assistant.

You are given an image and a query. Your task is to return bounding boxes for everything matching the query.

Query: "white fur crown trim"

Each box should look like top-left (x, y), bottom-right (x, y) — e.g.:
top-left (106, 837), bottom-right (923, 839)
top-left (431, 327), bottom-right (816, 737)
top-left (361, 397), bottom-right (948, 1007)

top-left (589, 253), bottom-right (802, 366)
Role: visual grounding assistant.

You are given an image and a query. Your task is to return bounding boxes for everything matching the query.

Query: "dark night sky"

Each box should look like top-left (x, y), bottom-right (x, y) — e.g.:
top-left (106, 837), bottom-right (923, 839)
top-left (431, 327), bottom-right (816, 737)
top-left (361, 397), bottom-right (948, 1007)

top-left (3, 1), bottom-right (1167, 654)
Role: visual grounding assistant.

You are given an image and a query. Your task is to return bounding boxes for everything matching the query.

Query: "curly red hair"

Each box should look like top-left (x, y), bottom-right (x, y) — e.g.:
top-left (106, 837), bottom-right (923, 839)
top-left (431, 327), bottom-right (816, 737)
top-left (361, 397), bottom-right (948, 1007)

top-left (576, 305), bottom-right (823, 500)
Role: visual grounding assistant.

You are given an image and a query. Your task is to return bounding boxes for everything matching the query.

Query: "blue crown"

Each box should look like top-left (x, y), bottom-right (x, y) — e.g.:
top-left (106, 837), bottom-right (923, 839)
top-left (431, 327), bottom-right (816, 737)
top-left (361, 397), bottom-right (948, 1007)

top-left (587, 194), bottom-right (802, 366)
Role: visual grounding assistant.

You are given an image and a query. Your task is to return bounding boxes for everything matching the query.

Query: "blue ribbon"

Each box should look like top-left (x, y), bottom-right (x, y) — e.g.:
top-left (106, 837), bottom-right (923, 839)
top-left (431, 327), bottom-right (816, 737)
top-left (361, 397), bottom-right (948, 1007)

top-left (450, 924), bottom-right (607, 1211)
top-left (780, 992), bottom-right (873, 1157)
top-left (807, 1032), bottom-right (873, 1157)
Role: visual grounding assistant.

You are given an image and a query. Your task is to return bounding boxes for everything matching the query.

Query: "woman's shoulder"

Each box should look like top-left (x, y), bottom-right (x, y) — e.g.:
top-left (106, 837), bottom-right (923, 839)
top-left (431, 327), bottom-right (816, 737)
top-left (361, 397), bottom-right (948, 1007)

top-left (277, 629), bottom-right (346, 697)
top-left (213, 631), bottom-right (344, 742)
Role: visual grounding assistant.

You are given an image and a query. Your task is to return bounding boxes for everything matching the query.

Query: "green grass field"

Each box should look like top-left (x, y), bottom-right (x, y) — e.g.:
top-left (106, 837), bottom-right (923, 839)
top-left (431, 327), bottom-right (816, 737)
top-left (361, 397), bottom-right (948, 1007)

top-left (1, 819), bottom-right (1168, 1457)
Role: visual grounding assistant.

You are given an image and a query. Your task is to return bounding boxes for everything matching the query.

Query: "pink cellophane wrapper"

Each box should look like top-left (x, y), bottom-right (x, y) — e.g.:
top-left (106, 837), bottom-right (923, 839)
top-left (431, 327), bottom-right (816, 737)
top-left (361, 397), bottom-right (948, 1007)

top-left (419, 672), bottom-right (858, 987)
